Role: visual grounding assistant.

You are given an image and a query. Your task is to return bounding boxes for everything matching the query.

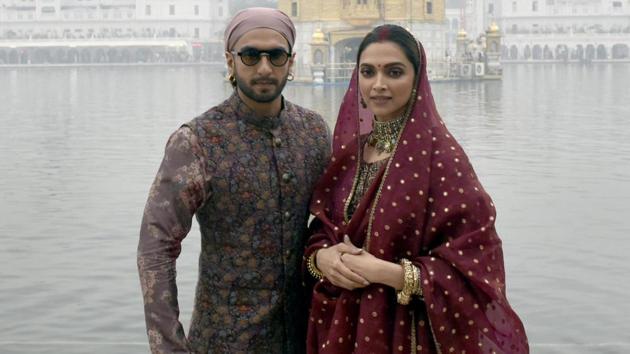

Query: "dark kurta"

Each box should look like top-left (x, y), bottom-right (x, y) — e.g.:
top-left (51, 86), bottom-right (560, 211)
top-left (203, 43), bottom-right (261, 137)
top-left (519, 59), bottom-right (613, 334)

top-left (138, 92), bottom-right (331, 354)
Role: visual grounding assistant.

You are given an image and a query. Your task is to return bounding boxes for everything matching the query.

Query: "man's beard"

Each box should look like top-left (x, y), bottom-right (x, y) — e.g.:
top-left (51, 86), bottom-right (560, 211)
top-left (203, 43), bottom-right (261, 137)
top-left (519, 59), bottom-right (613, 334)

top-left (234, 72), bottom-right (289, 103)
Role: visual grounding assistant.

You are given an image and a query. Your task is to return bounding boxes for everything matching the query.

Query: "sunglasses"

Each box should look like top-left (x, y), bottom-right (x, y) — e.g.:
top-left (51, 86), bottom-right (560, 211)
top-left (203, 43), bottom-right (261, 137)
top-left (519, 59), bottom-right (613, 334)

top-left (232, 48), bottom-right (292, 67)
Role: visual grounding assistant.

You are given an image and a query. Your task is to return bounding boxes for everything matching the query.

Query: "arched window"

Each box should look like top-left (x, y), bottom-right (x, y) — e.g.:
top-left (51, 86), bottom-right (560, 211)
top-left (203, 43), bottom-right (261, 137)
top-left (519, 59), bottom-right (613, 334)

top-left (314, 49), bottom-right (324, 64)
top-left (597, 45), bottom-right (607, 60)
top-left (510, 45), bottom-right (518, 60)
top-left (612, 44), bottom-right (629, 59)
top-left (452, 19), bottom-right (459, 31)
top-left (291, 1), bottom-right (298, 16)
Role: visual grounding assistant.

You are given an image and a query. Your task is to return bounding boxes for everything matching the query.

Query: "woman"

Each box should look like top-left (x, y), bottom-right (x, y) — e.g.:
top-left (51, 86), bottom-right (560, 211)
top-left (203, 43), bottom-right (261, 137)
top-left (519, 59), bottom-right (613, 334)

top-left (303, 25), bottom-right (528, 353)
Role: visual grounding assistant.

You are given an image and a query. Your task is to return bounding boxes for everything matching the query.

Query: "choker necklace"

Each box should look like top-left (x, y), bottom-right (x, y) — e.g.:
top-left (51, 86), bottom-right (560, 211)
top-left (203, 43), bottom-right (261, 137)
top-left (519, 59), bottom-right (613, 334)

top-left (367, 115), bottom-right (405, 154)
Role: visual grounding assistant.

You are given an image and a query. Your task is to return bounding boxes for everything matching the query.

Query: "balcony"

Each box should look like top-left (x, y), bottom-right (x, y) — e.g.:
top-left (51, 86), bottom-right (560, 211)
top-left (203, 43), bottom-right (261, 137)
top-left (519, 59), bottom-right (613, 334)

top-left (4, 0), bottom-right (36, 10)
top-left (340, 0), bottom-right (381, 27)
top-left (98, 0), bottom-right (135, 9)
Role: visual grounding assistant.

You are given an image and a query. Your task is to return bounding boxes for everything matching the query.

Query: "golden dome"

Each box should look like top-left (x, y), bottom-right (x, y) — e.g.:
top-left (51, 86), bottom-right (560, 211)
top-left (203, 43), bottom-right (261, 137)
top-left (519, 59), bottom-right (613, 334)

top-left (312, 28), bottom-right (326, 43)
top-left (488, 22), bottom-right (500, 33)
top-left (457, 28), bottom-right (468, 38)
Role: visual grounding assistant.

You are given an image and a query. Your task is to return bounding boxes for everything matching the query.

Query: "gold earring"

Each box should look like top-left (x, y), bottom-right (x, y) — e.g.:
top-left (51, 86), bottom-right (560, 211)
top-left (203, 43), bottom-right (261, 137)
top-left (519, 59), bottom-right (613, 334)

top-left (287, 72), bottom-right (294, 81)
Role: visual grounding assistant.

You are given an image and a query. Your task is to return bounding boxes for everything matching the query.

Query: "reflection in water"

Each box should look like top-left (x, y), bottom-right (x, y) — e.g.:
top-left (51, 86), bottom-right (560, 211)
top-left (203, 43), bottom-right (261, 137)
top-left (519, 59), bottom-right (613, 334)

top-left (1, 64), bottom-right (629, 353)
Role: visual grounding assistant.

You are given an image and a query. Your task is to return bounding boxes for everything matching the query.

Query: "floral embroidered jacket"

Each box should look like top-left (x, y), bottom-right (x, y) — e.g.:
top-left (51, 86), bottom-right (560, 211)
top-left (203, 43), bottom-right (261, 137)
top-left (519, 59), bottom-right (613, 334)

top-left (138, 92), bottom-right (331, 354)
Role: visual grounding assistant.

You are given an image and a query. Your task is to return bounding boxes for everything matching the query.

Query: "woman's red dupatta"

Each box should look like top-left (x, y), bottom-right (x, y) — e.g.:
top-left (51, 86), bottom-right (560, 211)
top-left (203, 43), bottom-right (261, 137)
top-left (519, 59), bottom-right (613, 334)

top-left (304, 42), bottom-right (529, 354)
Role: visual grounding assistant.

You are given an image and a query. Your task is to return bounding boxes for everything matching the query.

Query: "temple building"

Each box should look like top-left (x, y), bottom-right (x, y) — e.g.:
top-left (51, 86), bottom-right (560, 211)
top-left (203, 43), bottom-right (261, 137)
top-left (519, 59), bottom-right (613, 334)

top-left (277, 0), bottom-right (448, 82)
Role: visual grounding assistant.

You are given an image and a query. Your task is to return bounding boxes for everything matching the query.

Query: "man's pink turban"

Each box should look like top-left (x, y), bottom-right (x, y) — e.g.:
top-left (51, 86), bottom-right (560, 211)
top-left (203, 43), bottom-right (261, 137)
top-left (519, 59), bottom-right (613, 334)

top-left (224, 7), bottom-right (296, 52)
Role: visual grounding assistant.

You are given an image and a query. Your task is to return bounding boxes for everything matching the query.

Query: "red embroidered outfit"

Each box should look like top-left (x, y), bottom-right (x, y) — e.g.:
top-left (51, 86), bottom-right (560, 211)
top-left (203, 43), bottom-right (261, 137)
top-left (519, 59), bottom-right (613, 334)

top-left (303, 43), bottom-right (528, 354)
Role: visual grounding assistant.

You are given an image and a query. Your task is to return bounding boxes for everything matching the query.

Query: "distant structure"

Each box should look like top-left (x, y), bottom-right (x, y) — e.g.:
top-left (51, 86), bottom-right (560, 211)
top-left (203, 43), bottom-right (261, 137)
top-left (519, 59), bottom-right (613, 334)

top-left (443, 0), bottom-right (505, 80)
top-left (276, 0), bottom-right (448, 82)
top-left (0, 0), bottom-right (228, 64)
top-left (497, 0), bottom-right (630, 61)
top-left (445, 0), bottom-right (630, 62)
top-left (445, 0), bottom-right (463, 56)
top-left (447, 22), bottom-right (503, 80)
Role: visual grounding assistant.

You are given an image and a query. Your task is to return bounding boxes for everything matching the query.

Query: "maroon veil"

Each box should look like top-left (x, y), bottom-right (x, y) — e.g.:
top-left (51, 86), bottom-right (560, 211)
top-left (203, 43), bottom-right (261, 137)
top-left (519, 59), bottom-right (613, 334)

top-left (304, 41), bottom-right (529, 353)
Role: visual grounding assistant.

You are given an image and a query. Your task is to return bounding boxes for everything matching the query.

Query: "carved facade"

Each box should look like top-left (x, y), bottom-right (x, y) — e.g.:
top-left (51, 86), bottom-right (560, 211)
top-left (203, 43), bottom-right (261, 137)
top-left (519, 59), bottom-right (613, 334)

top-left (277, 0), bottom-right (448, 82)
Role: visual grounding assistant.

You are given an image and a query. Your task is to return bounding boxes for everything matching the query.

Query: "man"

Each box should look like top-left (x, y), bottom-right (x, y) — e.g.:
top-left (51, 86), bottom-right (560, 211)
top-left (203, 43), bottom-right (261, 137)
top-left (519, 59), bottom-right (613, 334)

top-left (137, 8), bottom-right (331, 353)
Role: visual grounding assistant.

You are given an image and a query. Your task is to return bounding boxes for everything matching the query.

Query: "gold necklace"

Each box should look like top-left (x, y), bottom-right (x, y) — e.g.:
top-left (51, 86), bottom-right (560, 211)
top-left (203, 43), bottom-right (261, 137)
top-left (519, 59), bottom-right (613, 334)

top-left (366, 115), bottom-right (405, 154)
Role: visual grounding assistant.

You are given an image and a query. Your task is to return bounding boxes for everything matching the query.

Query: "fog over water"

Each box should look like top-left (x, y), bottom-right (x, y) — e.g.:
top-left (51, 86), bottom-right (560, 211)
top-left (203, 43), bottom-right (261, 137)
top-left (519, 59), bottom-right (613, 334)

top-left (1, 63), bottom-right (629, 353)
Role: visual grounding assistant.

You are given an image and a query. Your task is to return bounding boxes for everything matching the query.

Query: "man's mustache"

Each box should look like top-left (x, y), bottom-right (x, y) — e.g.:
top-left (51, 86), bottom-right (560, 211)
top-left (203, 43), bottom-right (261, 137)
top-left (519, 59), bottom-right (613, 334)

top-left (251, 78), bottom-right (279, 85)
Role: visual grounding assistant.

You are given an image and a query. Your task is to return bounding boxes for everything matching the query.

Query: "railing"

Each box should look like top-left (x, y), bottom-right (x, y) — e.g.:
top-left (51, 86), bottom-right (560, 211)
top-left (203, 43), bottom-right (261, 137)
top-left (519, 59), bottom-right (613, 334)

top-left (0, 37), bottom-right (190, 45)
top-left (60, 0), bottom-right (99, 7)
top-left (325, 62), bottom-right (356, 81)
top-left (506, 32), bottom-right (630, 42)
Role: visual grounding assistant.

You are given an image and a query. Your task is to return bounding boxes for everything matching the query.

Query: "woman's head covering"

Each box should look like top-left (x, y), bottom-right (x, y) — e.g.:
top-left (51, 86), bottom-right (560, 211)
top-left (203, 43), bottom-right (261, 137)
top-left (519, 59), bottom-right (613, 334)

top-left (312, 32), bottom-right (443, 235)
top-left (306, 26), bottom-right (528, 353)
top-left (224, 7), bottom-right (296, 51)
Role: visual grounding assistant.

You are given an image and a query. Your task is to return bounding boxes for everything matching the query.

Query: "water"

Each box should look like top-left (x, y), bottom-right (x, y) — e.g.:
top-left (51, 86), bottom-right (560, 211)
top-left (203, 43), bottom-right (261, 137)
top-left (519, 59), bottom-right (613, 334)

top-left (1, 64), bottom-right (629, 353)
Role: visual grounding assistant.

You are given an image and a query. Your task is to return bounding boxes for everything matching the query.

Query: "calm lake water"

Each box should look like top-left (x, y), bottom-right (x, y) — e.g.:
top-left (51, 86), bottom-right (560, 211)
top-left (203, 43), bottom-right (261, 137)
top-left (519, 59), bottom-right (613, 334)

top-left (1, 63), bottom-right (629, 353)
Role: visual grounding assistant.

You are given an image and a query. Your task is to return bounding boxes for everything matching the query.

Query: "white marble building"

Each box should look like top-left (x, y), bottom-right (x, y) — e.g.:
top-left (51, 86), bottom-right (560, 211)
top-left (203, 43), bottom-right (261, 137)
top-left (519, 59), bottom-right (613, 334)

top-left (497, 0), bottom-right (630, 60)
top-left (444, 0), bottom-right (630, 61)
top-left (0, 0), bottom-right (228, 63)
top-left (0, 0), bottom-right (227, 41)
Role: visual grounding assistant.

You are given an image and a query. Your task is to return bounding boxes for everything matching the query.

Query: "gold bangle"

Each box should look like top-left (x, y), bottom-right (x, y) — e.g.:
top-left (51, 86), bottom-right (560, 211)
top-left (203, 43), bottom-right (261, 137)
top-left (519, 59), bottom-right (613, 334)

top-left (396, 290), bottom-right (411, 305)
top-left (397, 259), bottom-right (414, 305)
top-left (307, 251), bottom-right (324, 280)
top-left (413, 264), bottom-right (423, 297)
